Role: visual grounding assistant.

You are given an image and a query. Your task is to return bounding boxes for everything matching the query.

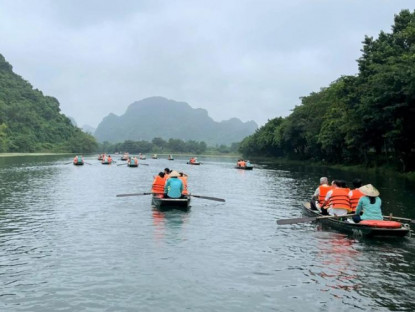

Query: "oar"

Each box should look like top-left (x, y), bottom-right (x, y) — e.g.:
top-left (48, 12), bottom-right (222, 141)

top-left (116, 192), bottom-right (154, 197)
top-left (277, 214), bottom-right (355, 225)
top-left (190, 194), bottom-right (225, 202)
top-left (140, 163), bottom-right (149, 166)
top-left (117, 163), bottom-right (127, 166)
top-left (383, 215), bottom-right (415, 224)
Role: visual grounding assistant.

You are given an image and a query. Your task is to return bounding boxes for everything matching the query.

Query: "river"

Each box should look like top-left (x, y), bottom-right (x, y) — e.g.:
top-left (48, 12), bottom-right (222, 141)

top-left (0, 155), bottom-right (414, 311)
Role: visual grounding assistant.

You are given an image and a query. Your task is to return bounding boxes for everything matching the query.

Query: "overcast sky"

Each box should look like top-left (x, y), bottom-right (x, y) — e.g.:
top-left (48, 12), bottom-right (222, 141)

top-left (1, 1), bottom-right (413, 128)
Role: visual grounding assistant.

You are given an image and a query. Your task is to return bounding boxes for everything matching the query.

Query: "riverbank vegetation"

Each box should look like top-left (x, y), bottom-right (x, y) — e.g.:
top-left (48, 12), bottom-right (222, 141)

top-left (98, 137), bottom-right (240, 155)
top-left (0, 54), bottom-right (97, 153)
top-left (240, 10), bottom-right (415, 173)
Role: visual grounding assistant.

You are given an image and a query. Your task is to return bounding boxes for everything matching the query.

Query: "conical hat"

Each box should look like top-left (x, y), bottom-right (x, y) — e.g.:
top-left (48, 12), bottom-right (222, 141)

top-left (169, 170), bottom-right (180, 178)
top-left (359, 184), bottom-right (380, 197)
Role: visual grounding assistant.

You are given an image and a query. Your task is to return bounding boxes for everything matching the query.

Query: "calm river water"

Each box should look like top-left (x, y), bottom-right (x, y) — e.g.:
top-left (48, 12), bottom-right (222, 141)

top-left (0, 155), bottom-right (414, 312)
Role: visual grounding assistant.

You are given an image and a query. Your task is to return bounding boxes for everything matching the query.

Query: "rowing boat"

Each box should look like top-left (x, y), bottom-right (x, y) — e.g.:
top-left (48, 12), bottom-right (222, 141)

top-left (73, 162), bottom-right (84, 166)
top-left (235, 166), bottom-right (253, 170)
top-left (302, 202), bottom-right (411, 238)
top-left (151, 194), bottom-right (191, 211)
top-left (187, 162), bottom-right (201, 165)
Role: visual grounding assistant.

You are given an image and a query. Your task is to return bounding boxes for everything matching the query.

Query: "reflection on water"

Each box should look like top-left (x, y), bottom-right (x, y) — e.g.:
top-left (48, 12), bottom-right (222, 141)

top-left (0, 155), bottom-right (414, 311)
top-left (152, 209), bottom-right (190, 244)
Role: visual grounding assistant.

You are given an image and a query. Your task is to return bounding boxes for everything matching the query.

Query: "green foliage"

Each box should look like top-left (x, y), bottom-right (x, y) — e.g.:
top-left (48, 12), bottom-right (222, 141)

top-left (0, 54), bottom-right (98, 153)
top-left (240, 10), bottom-right (415, 172)
top-left (98, 138), bottom-right (208, 154)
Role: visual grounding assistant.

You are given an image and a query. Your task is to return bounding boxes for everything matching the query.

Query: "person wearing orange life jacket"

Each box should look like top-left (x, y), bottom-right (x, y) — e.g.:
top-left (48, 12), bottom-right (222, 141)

top-left (178, 172), bottom-right (189, 195)
top-left (152, 172), bottom-right (166, 194)
top-left (321, 180), bottom-right (351, 216)
top-left (107, 155), bottom-right (112, 164)
top-left (311, 177), bottom-right (332, 211)
top-left (164, 168), bottom-right (171, 179)
top-left (348, 179), bottom-right (364, 213)
top-left (73, 155), bottom-right (78, 164)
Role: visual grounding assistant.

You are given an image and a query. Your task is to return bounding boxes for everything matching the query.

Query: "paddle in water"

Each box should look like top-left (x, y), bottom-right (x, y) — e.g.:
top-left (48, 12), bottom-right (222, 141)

top-left (277, 214), bottom-right (355, 225)
top-left (116, 192), bottom-right (154, 197)
top-left (189, 194), bottom-right (225, 202)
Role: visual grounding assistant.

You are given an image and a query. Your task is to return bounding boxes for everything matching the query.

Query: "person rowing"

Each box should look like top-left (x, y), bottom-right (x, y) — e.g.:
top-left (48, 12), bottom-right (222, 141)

top-left (164, 170), bottom-right (183, 199)
top-left (352, 184), bottom-right (383, 223)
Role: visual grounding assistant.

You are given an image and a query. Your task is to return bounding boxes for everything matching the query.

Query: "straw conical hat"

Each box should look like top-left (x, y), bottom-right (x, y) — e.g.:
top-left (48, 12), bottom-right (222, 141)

top-left (359, 184), bottom-right (380, 197)
top-left (169, 170), bottom-right (180, 178)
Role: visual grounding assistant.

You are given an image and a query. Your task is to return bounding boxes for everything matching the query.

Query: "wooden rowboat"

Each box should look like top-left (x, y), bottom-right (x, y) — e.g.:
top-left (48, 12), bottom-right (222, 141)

top-left (302, 202), bottom-right (411, 238)
top-left (73, 162), bottom-right (84, 166)
top-left (187, 162), bottom-right (201, 165)
top-left (151, 194), bottom-right (191, 211)
top-left (235, 166), bottom-right (253, 170)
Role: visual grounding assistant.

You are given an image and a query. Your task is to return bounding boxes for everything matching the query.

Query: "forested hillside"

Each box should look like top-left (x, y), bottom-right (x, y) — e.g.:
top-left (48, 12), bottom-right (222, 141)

top-left (240, 10), bottom-right (415, 173)
top-left (0, 54), bottom-right (97, 153)
top-left (94, 97), bottom-right (257, 146)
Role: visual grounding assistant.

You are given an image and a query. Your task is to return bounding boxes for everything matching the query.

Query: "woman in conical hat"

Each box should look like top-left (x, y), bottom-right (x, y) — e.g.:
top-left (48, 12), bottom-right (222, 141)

top-left (352, 184), bottom-right (383, 223)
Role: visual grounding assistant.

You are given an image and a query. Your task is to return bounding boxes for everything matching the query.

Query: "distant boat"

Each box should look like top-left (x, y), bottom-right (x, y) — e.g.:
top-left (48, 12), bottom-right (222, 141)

top-left (121, 153), bottom-right (129, 161)
top-left (168, 154), bottom-right (174, 160)
top-left (152, 154), bottom-right (158, 159)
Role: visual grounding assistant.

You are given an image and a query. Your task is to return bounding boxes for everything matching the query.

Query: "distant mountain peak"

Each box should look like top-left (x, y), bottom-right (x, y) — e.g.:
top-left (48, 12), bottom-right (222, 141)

top-left (95, 97), bottom-right (257, 145)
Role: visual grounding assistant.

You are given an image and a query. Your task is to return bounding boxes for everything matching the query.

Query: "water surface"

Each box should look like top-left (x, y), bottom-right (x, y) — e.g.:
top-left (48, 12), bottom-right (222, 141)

top-left (0, 155), bottom-right (414, 311)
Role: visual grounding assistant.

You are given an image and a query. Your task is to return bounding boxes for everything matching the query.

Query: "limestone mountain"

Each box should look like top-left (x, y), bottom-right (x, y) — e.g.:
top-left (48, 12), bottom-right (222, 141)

top-left (94, 97), bottom-right (257, 145)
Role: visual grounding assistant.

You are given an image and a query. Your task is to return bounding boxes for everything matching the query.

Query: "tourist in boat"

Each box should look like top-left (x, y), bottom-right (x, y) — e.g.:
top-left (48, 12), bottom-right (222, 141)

top-left (164, 167), bottom-right (171, 179)
top-left (352, 184), bottom-right (383, 223)
top-left (152, 172), bottom-right (166, 194)
top-left (310, 177), bottom-right (331, 211)
top-left (178, 172), bottom-right (189, 195)
top-left (321, 180), bottom-right (351, 216)
top-left (164, 170), bottom-right (183, 198)
top-left (107, 155), bottom-right (112, 164)
top-left (237, 159), bottom-right (246, 167)
top-left (246, 160), bottom-right (251, 167)
top-left (73, 155), bottom-right (81, 164)
top-left (348, 179), bottom-right (364, 213)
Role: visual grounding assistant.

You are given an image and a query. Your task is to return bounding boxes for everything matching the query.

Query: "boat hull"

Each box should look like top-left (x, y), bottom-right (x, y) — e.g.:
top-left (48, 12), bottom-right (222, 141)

top-left (187, 162), bottom-right (201, 165)
top-left (235, 166), bottom-right (253, 170)
top-left (151, 195), bottom-right (191, 211)
top-left (302, 203), bottom-right (410, 238)
top-left (73, 163), bottom-right (84, 166)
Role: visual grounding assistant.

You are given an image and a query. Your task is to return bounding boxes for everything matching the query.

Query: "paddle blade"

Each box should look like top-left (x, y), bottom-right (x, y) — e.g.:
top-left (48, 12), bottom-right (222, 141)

top-left (277, 216), bottom-right (317, 225)
top-left (190, 194), bottom-right (225, 202)
top-left (116, 192), bottom-right (153, 197)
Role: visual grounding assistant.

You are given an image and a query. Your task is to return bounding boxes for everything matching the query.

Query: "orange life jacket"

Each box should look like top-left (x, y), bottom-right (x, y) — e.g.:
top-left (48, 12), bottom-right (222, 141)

top-left (349, 189), bottom-right (364, 212)
top-left (178, 176), bottom-right (189, 195)
top-left (318, 185), bottom-right (332, 205)
top-left (152, 176), bottom-right (166, 194)
top-left (328, 188), bottom-right (351, 211)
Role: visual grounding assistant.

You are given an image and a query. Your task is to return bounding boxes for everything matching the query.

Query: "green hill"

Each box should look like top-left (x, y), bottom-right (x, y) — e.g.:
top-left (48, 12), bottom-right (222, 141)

top-left (0, 54), bottom-right (97, 153)
top-left (94, 97), bottom-right (258, 145)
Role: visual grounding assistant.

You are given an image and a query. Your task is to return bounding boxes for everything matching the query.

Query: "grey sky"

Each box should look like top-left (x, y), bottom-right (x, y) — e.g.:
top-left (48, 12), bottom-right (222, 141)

top-left (1, 1), bottom-right (413, 128)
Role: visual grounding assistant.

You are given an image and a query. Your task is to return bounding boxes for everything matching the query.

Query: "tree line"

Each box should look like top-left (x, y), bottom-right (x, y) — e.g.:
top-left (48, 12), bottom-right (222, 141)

top-left (98, 137), bottom-right (240, 154)
top-left (239, 10), bottom-right (415, 173)
top-left (0, 54), bottom-right (97, 153)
